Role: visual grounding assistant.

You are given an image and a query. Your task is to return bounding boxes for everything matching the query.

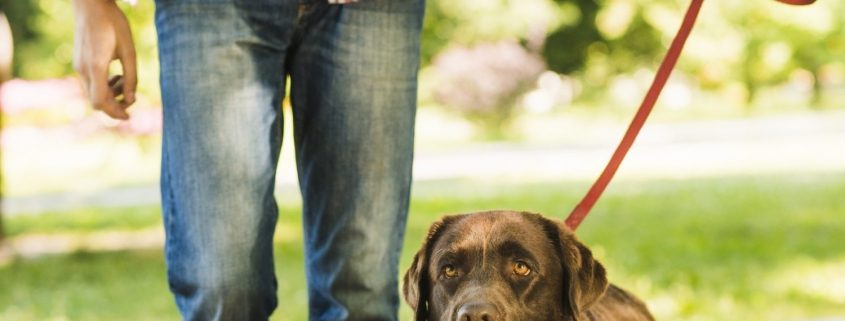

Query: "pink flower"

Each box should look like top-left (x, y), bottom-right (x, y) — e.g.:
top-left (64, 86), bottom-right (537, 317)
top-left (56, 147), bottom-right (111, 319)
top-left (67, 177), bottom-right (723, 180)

top-left (0, 77), bottom-right (85, 114)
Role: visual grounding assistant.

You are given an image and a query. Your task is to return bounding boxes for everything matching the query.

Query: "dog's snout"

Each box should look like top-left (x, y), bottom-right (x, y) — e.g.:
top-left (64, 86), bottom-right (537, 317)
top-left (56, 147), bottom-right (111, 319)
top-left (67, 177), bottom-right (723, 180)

top-left (457, 302), bottom-right (499, 321)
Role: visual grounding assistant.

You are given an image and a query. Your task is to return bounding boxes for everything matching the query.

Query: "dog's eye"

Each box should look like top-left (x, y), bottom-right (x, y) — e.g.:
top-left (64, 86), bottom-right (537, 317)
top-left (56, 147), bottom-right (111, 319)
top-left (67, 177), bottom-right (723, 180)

top-left (513, 261), bottom-right (532, 276)
top-left (441, 265), bottom-right (459, 278)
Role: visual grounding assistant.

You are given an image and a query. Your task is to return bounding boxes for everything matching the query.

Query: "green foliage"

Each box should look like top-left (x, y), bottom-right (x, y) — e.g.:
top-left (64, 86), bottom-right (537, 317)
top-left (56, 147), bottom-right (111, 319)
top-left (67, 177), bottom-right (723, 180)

top-left (1, 0), bottom-right (81, 79)
top-left (542, 0), bottom-right (602, 74)
top-left (673, 0), bottom-right (845, 106)
top-left (421, 0), bottom-right (563, 64)
top-left (0, 0), bottom-right (40, 71)
top-left (4, 0), bottom-right (843, 123)
top-left (3, 172), bottom-right (845, 320)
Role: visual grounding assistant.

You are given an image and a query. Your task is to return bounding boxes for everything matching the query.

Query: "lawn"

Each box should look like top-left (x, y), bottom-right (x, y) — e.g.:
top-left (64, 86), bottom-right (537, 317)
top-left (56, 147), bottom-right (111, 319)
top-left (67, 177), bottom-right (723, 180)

top-left (2, 172), bottom-right (845, 321)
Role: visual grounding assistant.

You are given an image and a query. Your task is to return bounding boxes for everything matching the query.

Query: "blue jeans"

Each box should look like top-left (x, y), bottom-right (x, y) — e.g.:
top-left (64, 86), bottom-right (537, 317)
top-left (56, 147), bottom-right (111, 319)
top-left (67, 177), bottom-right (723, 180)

top-left (154, 0), bottom-right (424, 320)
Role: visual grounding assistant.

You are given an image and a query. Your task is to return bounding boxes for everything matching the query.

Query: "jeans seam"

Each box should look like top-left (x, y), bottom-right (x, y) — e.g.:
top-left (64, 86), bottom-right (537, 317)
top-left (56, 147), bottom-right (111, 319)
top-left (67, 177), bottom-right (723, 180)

top-left (161, 150), bottom-right (176, 256)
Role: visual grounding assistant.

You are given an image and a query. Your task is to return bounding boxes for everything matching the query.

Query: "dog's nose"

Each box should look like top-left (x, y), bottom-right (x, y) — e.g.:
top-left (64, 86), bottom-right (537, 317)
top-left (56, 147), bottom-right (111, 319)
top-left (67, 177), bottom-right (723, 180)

top-left (457, 302), bottom-right (499, 321)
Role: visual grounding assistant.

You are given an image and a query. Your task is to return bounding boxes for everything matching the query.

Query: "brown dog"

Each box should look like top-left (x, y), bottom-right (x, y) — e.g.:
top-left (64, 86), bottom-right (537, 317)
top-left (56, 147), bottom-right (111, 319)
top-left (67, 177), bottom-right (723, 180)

top-left (403, 210), bottom-right (654, 321)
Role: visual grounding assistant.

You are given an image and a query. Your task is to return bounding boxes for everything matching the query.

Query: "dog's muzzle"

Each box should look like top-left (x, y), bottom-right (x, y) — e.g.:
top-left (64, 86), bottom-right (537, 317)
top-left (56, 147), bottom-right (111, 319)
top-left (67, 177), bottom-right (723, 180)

top-left (456, 302), bottom-right (500, 321)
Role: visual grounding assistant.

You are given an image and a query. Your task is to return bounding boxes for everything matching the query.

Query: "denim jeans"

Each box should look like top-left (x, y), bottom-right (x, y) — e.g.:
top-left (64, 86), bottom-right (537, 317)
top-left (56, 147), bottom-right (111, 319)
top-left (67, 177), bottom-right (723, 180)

top-left (154, 0), bottom-right (424, 320)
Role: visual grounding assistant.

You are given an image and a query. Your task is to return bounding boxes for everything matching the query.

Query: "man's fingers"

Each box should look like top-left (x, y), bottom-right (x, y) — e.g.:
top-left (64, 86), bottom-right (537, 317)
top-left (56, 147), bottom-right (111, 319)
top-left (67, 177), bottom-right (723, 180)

top-left (109, 75), bottom-right (125, 98)
top-left (73, 0), bottom-right (135, 121)
top-left (87, 63), bottom-right (111, 109)
top-left (88, 64), bottom-right (129, 120)
top-left (120, 47), bottom-right (138, 105)
top-left (97, 98), bottom-right (130, 120)
top-left (116, 16), bottom-right (138, 105)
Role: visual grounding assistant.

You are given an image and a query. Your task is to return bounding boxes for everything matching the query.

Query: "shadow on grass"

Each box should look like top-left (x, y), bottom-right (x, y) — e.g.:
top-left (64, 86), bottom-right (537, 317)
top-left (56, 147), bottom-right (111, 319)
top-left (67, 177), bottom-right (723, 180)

top-left (2, 172), bottom-right (844, 321)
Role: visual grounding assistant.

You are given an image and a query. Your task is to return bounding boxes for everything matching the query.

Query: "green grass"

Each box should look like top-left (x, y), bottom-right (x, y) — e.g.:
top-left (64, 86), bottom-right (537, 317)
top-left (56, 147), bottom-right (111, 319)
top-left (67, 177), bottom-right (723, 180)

top-left (3, 172), bottom-right (845, 321)
top-left (5, 206), bottom-right (163, 237)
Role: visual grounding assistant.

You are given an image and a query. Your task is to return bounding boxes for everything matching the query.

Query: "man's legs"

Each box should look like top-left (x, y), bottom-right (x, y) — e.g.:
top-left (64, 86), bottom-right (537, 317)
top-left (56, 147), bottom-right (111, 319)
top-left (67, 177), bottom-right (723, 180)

top-left (289, 1), bottom-right (425, 320)
top-left (155, 1), bottom-right (296, 320)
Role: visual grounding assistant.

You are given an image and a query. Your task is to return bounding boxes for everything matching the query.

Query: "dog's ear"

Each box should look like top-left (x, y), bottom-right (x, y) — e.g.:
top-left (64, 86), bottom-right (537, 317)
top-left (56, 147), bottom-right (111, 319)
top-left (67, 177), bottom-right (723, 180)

top-left (403, 243), bottom-right (429, 320)
top-left (537, 215), bottom-right (608, 320)
top-left (403, 216), bottom-right (455, 321)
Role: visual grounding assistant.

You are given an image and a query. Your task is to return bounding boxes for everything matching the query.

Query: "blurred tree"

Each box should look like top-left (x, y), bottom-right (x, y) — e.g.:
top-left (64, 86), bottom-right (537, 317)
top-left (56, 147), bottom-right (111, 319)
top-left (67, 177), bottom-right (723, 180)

top-left (0, 12), bottom-right (10, 81)
top-left (688, 0), bottom-right (845, 108)
top-left (542, 0), bottom-right (602, 74)
top-left (0, 0), bottom-right (37, 78)
top-left (0, 0), bottom-right (65, 79)
top-left (640, 0), bottom-right (845, 109)
top-left (0, 11), bottom-right (11, 244)
top-left (431, 41), bottom-right (545, 139)
top-left (543, 0), bottom-right (663, 75)
top-left (545, 0), bottom-right (845, 109)
top-left (0, 0), bottom-right (840, 131)
top-left (421, 0), bottom-right (562, 138)
top-left (801, 25), bottom-right (845, 107)
top-left (421, 0), bottom-right (564, 64)
top-left (759, 3), bottom-right (843, 107)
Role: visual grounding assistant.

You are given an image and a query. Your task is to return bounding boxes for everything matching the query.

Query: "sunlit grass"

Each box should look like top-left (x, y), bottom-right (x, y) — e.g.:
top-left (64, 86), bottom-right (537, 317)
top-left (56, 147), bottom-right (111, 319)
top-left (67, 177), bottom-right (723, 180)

top-left (2, 172), bottom-right (845, 321)
top-left (766, 258), bottom-right (845, 309)
top-left (5, 206), bottom-right (162, 237)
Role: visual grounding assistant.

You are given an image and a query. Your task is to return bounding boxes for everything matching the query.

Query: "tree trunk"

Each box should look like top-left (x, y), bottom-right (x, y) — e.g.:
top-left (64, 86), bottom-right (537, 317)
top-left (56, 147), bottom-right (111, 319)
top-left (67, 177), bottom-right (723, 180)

top-left (0, 12), bottom-right (11, 244)
top-left (811, 68), bottom-right (823, 109)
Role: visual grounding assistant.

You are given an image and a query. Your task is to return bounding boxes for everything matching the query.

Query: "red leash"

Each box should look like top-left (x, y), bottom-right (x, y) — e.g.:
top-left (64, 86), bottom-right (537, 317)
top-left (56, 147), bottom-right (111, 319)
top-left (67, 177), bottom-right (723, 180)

top-left (564, 0), bottom-right (815, 231)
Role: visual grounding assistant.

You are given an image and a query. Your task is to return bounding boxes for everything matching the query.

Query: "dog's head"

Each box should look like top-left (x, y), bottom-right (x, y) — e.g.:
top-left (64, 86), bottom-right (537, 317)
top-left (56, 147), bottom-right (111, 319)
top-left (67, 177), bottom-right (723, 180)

top-left (403, 211), bottom-right (608, 321)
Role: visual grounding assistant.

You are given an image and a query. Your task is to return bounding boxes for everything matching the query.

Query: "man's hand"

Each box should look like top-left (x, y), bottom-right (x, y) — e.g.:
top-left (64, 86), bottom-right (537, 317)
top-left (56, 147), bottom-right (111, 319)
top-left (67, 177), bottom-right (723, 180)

top-left (73, 0), bottom-right (136, 120)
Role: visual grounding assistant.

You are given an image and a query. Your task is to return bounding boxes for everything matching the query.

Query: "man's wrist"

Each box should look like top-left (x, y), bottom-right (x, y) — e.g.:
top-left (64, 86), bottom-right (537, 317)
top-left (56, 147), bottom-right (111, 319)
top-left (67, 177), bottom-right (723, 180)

top-left (73, 0), bottom-right (117, 9)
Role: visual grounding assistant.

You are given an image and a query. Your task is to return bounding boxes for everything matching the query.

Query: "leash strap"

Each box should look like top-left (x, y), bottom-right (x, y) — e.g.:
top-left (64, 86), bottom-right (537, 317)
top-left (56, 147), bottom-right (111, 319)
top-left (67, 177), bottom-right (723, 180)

top-left (774, 0), bottom-right (815, 4)
top-left (564, 0), bottom-right (816, 230)
top-left (565, 0), bottom-right (704, 230)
